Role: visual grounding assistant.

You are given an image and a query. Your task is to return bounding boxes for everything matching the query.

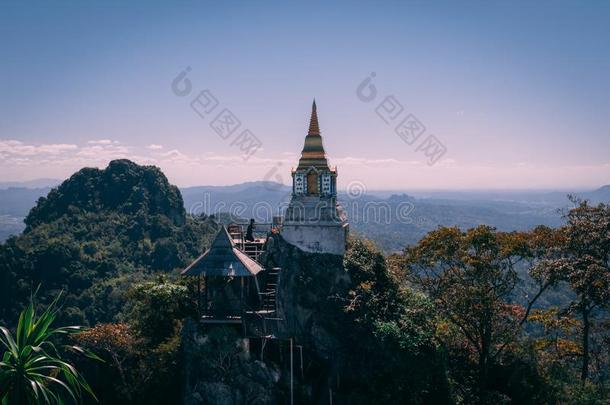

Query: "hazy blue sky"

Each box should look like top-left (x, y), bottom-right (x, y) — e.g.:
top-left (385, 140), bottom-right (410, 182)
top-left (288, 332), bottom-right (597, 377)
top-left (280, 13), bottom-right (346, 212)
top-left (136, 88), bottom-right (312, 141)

top-left (1, 1), bottom-right (609, 189)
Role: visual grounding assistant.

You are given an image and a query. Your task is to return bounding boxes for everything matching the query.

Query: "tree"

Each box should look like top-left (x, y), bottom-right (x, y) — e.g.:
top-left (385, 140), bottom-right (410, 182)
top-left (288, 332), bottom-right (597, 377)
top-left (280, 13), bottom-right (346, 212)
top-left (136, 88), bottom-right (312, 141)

top-left (339, 237), bottom-right (451, 404)
top-left (74, 323), bottom-right (139, 401)
top-left (403, 225), bottom-right (553, 394)
top-left (124, 276), bottom-right (193, 345)
top-left (0, 292), bottom-right (99, 405)
top-left (533, 199), bottom-right (610, 382)
top-left (118, 277), bottom-right (192, 403)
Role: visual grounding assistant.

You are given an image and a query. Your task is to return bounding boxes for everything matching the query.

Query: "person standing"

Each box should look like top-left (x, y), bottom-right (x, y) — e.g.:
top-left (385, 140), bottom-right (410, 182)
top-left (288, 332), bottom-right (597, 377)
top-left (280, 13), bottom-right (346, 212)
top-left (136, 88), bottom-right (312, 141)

top-left (245, 218), bottom-right (255, 242)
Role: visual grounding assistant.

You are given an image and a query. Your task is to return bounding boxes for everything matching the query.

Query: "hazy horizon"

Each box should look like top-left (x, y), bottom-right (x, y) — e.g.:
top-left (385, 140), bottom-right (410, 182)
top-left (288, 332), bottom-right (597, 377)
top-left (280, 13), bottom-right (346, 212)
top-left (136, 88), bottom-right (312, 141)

top-left (0, 175), bottom-right (604, 194)
top-left (1, 1), bottom-right (609, 189)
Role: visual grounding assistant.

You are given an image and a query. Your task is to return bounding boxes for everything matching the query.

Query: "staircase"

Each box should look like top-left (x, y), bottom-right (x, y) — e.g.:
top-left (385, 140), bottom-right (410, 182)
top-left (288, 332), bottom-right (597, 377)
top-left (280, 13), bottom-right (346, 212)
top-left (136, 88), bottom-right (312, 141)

top-left (227, 224), bottom-right (243, 242)
top-left (244, 267), bottom-right (283, 338)
top-left (260, 267), bottom-right (281, 312)
top-left (243, 242), bottom-right (264, 262)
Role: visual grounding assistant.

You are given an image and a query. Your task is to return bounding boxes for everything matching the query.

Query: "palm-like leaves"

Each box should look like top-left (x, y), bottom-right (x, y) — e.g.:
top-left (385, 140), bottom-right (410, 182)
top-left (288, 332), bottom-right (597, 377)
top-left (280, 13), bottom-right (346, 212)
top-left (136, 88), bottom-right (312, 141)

top-left (0, 292), bottom-right (100, 405)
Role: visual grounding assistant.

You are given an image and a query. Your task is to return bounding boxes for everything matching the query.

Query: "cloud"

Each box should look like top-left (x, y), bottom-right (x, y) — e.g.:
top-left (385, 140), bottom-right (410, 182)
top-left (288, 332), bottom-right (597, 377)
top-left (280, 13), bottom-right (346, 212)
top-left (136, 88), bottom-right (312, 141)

top-left (147, 144), bottom-right (163, 150)
top-left (77, 144), bottom-right (130, 160)
top-left (0, 140), bottom-right (78, 156)
top-left (1, 138), bottom-right (609, 189)
top-left (87, 139), bottom-right (118, 145)
top-left (333, 156), bottom-right (419, 166)
top-left (159, 149), bottom-right (195, 161)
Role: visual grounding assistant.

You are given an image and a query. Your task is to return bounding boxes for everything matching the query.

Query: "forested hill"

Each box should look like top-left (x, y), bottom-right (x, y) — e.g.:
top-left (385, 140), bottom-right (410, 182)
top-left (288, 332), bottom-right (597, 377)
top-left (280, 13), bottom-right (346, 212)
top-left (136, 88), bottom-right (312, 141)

top-left (0, 159), bottom-right (217, 326)
top-left (25, 159), bottom-right (186, 230)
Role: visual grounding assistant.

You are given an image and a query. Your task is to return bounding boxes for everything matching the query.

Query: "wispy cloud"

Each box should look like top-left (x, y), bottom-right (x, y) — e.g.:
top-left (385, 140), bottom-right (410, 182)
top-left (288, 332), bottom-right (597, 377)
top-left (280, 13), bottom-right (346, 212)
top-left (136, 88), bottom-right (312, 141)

top-left (0, 140), bottom-right (78, 157)
top-left (87, 139), bottom-right (117, 145)
top-left (0, 138), bottom-right (608, 189)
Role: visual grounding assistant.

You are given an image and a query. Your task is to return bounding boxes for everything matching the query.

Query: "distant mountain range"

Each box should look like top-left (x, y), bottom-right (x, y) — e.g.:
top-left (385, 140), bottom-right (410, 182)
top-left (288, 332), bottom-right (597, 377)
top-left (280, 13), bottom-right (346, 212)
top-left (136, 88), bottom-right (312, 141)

top-left (1, 179), bottom-right (609, 251)
top-left (583, 185), bottom-right (610, 203)
top-left (407, 186), bottom-right (610, 206)
top-left (0, 178), bottom-right (61, 189)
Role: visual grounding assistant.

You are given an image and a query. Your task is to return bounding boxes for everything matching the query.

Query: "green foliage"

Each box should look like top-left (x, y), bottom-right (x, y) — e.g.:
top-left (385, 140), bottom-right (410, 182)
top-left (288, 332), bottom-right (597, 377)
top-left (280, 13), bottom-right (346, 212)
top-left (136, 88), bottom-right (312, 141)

top-left (337, 237), bottom-right (451, 404)
top-left (72, 278), bottom-right (193, 404)
top-left (372, 289), bottom-right (436, 354)
top-left (73, 323), bottom-right (138, 402)
top-left (0, 160), bottom-right (217, 404)
top-left (533, 199), bottom-right (610, 382)
top-left (117, 278), bottom-right (190, 403)
top-left (0, 160), bottom-right (218, 328)
top-left (403, 226), bottom-right (547, 388)
top-left (0, 292), bottom-right (99, 405)
top-left (25, 160), bottom-right (185, 230)
top-left (563, 381), bottom-right (610, 405)
top-left (400, 225), bottom-right (565, 403)
top-left (124, 277), bottom-right (193, 345)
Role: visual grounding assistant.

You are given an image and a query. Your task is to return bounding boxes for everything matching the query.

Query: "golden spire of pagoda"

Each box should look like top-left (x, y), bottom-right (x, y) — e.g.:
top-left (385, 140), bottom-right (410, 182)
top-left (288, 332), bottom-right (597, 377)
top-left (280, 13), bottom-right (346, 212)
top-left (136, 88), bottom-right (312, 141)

top-left (308, 99), bottom-right (320, 135)
top-left (298, 99), bottom-right (329, 170)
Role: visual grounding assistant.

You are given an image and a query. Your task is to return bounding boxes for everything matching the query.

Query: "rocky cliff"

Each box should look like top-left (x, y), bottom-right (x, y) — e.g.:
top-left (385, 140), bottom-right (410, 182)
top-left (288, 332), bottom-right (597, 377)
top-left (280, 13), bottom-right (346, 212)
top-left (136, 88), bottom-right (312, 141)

top-left (183, 234), bottom-right (352, 404)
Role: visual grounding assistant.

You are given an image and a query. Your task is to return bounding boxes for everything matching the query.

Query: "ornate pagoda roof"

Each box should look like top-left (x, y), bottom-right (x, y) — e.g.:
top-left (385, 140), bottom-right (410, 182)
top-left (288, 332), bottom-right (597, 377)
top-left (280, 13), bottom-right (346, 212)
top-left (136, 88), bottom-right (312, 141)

top-left (297, 100), bottom-right (330, 170)
top-left (181, 226), bottom-right (263, 277)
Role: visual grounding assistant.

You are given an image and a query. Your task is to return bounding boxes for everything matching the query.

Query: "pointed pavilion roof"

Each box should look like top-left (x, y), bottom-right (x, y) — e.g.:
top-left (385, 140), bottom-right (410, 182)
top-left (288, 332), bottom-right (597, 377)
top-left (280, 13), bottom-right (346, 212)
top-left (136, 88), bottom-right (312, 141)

top-left (297, 100), bottom-right (329, 170)
top-left (181, 226), bottom-right (263, 277)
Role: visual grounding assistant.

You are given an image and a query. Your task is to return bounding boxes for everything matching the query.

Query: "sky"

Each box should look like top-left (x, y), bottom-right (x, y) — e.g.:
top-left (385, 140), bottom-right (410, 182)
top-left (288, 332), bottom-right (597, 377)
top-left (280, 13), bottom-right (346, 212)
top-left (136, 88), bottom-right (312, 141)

top-left (1, 0), bottom-right (609, 190)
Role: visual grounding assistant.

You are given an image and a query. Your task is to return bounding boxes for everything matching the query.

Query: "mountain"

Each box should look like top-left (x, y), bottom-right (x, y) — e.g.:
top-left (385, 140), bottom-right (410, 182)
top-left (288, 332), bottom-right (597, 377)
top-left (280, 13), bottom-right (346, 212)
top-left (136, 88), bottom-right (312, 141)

top-left (0, 215), bottom-right (25, 243)
top-left (0, 159), bottom-right (217, 326)
top-left (25, 159), bottom-right (186, 229)
top-left (0, 178), bottom-right (61, 189)
top-left (0, 187), bottom-right (52, 217)
top-left (181, 184), bottom-right (568, 251)
top-left (582, 184), bottom-right (610, 203)
top-left (339, 193), bottom-right (563, 251)
top-left (2, 170), bottom-right (608, 250)
top-left (181, 181), bottom-right (292, 220)
top-left (0, 187), bottom-right (52, 240)
top-left (183, 180), bottom-right (289, 194)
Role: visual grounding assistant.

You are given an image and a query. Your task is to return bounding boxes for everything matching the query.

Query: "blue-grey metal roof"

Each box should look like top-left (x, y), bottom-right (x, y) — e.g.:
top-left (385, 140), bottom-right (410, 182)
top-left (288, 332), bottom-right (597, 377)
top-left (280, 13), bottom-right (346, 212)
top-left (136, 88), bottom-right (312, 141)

top-left (181, 226), bottom-right (264, 277)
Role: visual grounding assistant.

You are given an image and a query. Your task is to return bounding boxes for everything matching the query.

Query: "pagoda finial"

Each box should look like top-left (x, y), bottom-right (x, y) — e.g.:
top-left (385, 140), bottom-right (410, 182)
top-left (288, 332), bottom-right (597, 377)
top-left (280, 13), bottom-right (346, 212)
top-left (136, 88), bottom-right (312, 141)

top-left (308, 99), bottom-right (320, 135)
top-left (298, 99), bottom-right (328, 169)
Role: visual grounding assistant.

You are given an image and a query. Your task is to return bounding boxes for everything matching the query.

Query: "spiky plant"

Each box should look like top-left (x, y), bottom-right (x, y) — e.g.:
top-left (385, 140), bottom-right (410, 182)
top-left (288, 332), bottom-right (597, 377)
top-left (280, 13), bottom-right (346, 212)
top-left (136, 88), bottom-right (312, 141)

top-left (0, 292), bottom-right (100, 404)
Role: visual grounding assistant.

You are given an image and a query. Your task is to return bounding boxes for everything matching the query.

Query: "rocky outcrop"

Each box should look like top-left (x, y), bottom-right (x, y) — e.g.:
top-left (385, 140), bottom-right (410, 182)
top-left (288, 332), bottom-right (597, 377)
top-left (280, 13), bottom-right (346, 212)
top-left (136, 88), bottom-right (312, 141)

top-left (182, 319), bottom-right (282, 405)
top-left (258, 233), bottom-right (350, 358)
top-left (182, 234), bottom-right (352, 404)
top-left (184, 361), bottom-right (280, 405)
